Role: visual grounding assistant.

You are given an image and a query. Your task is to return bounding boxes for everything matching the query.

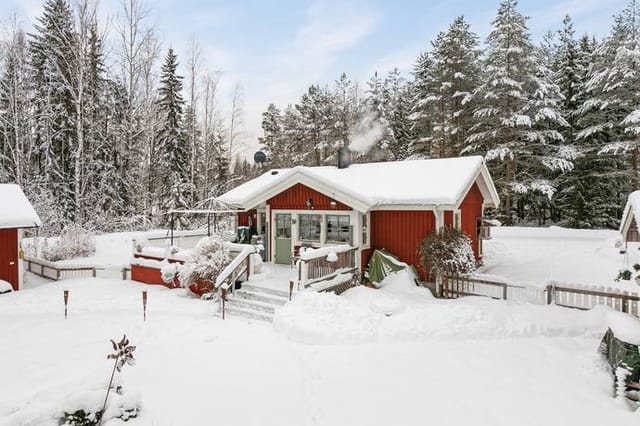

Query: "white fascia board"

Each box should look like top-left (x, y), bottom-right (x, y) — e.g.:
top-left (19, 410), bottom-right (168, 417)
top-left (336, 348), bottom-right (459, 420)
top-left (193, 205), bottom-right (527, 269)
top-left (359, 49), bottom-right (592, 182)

top-left (620, 203), bottom-right (633, 237)
top-left (369, 204), bottom-right (448, 211)
top-left (240, 171), bottom-right (371, 213)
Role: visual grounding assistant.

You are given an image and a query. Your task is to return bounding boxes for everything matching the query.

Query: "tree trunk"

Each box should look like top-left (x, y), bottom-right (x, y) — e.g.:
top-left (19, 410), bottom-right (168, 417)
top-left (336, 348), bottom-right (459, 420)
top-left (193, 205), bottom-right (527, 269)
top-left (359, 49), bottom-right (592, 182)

top-left (632, 143), bottom-right (639, 192)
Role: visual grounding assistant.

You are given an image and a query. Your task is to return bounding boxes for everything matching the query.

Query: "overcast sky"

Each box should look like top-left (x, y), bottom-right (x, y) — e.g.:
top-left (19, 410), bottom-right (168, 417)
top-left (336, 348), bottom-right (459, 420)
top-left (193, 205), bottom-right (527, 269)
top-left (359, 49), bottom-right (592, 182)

top-left (6, 0), bottom-right (626, 156)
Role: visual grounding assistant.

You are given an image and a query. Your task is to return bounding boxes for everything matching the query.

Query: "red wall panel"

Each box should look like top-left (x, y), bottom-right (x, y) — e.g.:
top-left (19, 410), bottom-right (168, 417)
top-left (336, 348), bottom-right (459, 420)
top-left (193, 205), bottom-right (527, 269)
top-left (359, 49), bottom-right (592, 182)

top-left (268, 183), bottom-right (351, 210)
top-left (0, 229), bottom-right (18, 290)
top-left (237, 209), bottom-right (257, 227)
top-left (460, 183), bottom-right (483, 260)
top-left (366, 210), bottom-right (436, 280)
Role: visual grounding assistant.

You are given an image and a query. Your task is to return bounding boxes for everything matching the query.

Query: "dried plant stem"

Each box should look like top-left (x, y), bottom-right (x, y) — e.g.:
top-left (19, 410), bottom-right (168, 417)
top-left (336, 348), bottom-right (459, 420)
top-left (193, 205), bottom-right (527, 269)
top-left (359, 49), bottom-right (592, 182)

top-left (98, 358), bottom-right (119, 426)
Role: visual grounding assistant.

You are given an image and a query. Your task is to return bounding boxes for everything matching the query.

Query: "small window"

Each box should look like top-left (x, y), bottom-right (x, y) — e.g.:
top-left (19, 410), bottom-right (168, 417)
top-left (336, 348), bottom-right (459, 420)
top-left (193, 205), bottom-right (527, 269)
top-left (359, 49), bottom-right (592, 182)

top-left (275, 214), bottom-right (291, 239)
top-left (454, 210), bottom-right (462, 231)
top-left (361, 214), bottom-right (368, 245)
top-left (299, 214), bottom-right (321, 242)
top-left (326, 215), bottom-right (350, 243)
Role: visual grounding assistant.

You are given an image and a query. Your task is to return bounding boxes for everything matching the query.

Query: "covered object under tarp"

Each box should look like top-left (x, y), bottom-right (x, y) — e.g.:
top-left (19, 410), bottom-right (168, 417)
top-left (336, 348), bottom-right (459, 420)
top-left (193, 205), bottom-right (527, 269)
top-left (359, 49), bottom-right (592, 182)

top-left (366, 249), bottom-right (420, 288)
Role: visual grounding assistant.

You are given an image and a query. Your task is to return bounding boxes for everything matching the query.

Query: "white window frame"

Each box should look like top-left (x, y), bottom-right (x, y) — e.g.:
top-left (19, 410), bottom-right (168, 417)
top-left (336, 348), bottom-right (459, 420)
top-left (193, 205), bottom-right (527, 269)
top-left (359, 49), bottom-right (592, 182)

top-left (454, 209), bottom-right (462, 231)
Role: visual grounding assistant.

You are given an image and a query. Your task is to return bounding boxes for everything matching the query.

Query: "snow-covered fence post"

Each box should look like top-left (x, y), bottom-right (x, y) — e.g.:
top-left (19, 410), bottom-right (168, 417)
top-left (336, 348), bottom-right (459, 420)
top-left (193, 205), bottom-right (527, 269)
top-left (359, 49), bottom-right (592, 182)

top-left (546, 284), bottom-right (554, 305)
top-left (221, 287), bottom-right (227, 320)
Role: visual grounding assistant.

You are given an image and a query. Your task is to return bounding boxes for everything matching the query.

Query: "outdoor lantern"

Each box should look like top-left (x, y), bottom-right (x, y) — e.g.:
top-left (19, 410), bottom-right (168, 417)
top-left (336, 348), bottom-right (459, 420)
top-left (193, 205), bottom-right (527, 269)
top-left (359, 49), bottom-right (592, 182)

top-left (306, 198), bottom-right (314, 210)
top-left (330, 200), bottom-right (337, 208)
top-left (63, 289), bottom-right (69, 319)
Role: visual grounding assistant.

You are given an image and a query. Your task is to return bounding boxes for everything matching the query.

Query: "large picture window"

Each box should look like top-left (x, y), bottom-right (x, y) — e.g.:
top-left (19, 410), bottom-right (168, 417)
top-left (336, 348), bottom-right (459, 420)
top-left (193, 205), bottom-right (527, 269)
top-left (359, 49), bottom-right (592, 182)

top-left (326, 215), bottom-right (350, 243)
top-left (299, 214), bottom-right (321, 242)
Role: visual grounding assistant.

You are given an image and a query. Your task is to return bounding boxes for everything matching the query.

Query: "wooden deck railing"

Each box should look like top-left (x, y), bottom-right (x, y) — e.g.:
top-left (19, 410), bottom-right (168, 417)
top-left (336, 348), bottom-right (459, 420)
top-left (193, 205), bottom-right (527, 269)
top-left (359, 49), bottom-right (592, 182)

top-left (443, 274), bottom-right (640, 317)
top-left (296, 247), bottom-right (358, 288)
top-left (25, 256), bottom-right (131, 281)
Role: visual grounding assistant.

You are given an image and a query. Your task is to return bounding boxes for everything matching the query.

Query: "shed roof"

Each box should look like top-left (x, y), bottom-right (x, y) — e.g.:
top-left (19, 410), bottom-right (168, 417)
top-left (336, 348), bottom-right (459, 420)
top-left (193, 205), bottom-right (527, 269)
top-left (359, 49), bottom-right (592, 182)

top-left (0, 184), bottom-right (42, 229)
top-left (620, 190), bottom-right (640, 240)
top-left (218, 156), bottom-right (500, 212)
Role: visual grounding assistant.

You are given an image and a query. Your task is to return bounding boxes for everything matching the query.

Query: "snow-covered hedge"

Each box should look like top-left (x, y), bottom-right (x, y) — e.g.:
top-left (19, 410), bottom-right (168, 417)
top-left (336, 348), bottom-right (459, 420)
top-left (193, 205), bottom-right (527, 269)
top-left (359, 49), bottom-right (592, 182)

top-left (178, 235), bottom-right (232, 292)
top-left (418, 227), bottom-right (476, 277)
top-left (41, 224), bottom-right (96, 262)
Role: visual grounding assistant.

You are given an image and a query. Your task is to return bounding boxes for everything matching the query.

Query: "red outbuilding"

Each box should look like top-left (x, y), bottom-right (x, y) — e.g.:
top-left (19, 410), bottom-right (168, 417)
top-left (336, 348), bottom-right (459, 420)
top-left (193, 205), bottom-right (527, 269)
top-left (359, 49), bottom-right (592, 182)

top-left (217, 155), bottom-right (500, 280)
top-left (0, 184), bottom-right (41, 291)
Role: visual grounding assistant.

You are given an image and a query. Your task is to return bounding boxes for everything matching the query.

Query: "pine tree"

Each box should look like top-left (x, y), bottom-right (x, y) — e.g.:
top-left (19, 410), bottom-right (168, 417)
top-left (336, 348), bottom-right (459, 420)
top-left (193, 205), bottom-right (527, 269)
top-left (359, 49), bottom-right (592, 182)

top-left (465, 0), bottom-right (569, 224)
top-left (29, 0), bottom-right (78, 228)
top-left (579, 0), bottom-right (640, 193)
top-left (156, 48), bottom-right (190, 225)
top-left (418, 16), bottom-right (481, 158)
top-left (410, 52), bottom-right (436, 157)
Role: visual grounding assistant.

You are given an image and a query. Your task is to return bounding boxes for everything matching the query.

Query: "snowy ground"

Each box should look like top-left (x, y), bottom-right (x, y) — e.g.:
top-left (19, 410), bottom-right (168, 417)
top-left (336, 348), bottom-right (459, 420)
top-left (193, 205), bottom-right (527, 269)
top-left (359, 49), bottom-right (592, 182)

top-left (1, 271), bottom-right (638, 425)
top-left (479, 226), bottom-right (640, 290)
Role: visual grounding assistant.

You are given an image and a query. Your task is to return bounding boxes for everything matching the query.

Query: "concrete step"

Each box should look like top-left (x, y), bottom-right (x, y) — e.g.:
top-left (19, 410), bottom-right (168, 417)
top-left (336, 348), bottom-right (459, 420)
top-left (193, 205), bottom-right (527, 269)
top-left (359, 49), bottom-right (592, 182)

top-left (234, 289), bottom-right (289, 306)
top-left (224, 305), bottom-right (274, 322)
top-left (227, 297), bottom-right (277, 314)
top-left (241, 283), bottom-right (290, 299)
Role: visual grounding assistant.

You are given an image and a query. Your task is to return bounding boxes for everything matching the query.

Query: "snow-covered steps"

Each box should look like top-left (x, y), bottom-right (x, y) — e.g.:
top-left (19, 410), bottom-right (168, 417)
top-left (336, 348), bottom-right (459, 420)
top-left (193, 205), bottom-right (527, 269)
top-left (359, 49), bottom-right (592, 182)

top-left (223, 304), bottom-right (274, 322)
top-left (223, 284), bottom-right (290, 322)
top-left (234, 287), bottom-right (289, 306)
top-left (240, 283), bottom-right (290, 299)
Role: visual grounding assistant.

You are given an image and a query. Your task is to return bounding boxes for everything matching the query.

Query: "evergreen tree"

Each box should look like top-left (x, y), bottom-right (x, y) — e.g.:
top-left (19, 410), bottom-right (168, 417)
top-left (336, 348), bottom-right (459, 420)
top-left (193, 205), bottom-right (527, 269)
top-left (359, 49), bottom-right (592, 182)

top-left (418, 16), bottom-right (481, 158)
top-left (29, 0), bottom-right (78, 228)
top-left (578, 0), bottom-right (640, 193)
top-left (465, 0), bottom-right (569, 224)
top-left (156, 48), bottom-right (190, 225)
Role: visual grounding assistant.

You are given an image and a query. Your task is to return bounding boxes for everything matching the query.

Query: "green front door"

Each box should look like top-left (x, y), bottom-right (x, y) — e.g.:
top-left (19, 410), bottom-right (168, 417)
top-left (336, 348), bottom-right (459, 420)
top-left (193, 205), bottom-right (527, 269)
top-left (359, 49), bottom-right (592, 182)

top-left (274, 214), bottom-right (292, 264)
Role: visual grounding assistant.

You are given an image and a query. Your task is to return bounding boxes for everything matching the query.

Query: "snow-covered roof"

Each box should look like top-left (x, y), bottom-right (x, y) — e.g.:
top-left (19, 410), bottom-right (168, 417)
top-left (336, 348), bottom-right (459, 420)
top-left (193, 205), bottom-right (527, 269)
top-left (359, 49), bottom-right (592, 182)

top-left (620, 190), bottom-right (640, 240)
top-left (218, 156), bottom-right (500, 212)
top-left (0, 184), bottom-right (41, 229)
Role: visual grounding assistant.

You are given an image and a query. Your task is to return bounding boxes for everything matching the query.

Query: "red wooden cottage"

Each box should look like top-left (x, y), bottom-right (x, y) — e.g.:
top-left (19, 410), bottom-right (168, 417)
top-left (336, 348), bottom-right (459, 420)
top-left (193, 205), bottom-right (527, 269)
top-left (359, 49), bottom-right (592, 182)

top-left (0, 184), bottom-right (41, 291)
top-left (620, 190), bottom-right (640, 243)
top-left (217, 156), bottom-right (500, 280)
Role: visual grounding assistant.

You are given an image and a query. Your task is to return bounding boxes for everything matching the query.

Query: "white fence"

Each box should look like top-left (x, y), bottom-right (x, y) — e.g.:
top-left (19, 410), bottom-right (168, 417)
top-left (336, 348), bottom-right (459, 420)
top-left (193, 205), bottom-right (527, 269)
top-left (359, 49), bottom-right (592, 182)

top-left (443, 275), bottom-right (640, 317)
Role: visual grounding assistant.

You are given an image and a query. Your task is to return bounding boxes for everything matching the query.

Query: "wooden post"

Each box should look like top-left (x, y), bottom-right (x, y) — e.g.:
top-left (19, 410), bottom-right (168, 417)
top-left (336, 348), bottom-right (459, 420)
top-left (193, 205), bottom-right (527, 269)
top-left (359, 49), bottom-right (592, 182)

top-left (221, 287), bottom-right (227, 320)
top-left (546, 284), bottom-right (554, 305)
top-left (502, 283), bottom-right (508, 300)
top-left (289, 280), bottom-right (294, 301)
top-left (142, 290), bottom-right (148, 321)
top-left (92, 268), bottom-right (96, 278)
top-left (170, 213), bottom-right (175, 246)
top-left (63, 290), bottom-right (69, 319)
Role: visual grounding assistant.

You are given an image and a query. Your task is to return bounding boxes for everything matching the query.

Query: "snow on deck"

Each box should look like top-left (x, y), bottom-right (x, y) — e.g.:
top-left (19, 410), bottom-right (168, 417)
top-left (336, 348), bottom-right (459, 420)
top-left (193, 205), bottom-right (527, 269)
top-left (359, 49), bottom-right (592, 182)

top-left (0, 184), bottom-right (41, 229)
top-left (478, 226), bottom-right (640, 290)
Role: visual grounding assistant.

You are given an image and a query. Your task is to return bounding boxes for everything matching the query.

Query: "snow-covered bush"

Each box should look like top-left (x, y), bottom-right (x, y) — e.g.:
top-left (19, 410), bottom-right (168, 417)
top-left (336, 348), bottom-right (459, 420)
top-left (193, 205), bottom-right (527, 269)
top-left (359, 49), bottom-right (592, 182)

top-left (418, 227), bottom-right (476, 278)
top-left (178, 235), bottom-right (231, 292)
top-left (42, 224), bottom-right (96, 261)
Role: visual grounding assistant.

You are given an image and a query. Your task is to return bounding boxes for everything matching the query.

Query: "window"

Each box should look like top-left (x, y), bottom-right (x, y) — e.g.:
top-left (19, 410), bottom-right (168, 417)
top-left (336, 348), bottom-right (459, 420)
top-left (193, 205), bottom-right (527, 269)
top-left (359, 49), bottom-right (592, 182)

top-left (326, 215), bottom-right (350, 243)
top-left (259, 211), bottom-right (266, 235)
top-left (275, 214), bottom-right (291, 239)
top-left (361, 213), bottom-right (368, 246)
top-left (299, 214), bottom-right (321, 242)
top-left (454, 210), bottom-right (462, 231)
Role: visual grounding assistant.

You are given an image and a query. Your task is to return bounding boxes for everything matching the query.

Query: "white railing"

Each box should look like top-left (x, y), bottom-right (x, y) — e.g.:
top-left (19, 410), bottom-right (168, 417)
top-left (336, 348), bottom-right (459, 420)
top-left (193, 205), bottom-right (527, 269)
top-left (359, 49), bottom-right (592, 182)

top-left (218, 244), bottom-right (257, 320)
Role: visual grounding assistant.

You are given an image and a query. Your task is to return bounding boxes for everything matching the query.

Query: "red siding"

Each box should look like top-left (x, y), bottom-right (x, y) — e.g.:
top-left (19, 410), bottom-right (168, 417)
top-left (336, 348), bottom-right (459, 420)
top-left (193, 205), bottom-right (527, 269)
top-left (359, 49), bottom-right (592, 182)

top-left (365, 210), bottom-right (436, 280)
top-left (460, 183), bottom-right (484, 260)
top-left (0, 229), bottom-right (18, 290)
top-left (131, 263), bottom-right (178, 288)
top-left (237, 209), bottom-right (257, 227)
top-left (268, 183), bottom-right (351, 210)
